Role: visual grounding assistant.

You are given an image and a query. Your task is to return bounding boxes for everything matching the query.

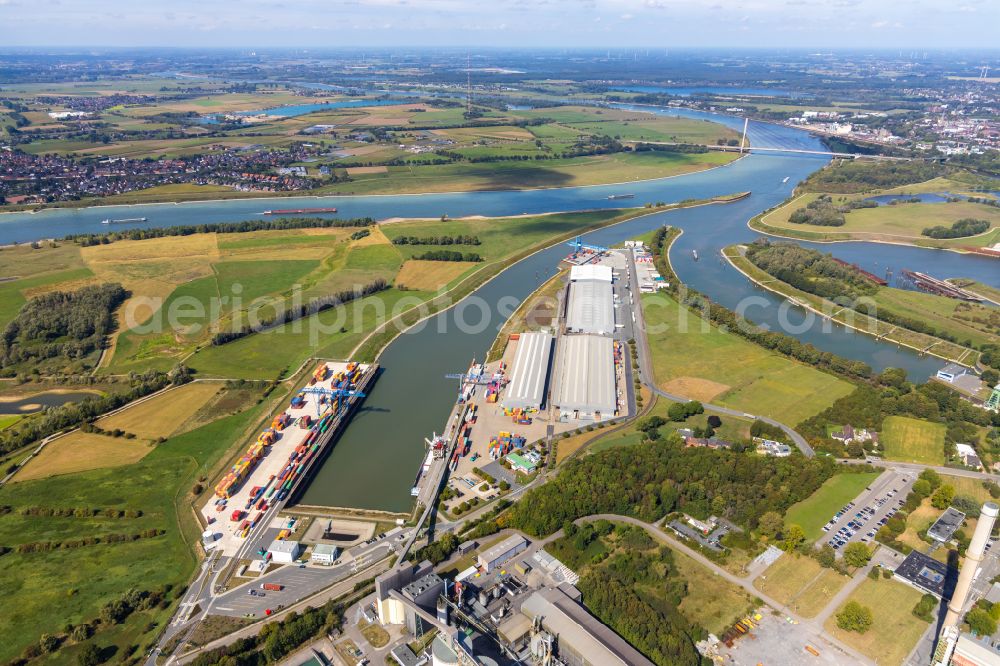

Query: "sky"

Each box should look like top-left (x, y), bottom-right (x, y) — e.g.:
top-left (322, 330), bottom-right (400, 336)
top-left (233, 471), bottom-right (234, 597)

top-left (1, 0), bottom-right (998, 49)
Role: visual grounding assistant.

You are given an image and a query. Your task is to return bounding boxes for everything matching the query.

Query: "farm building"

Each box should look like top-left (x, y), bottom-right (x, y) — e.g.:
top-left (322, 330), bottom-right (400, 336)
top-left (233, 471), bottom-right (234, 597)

top-left (565, 279), bottom-right (614, 336)
top-left (553, 334), bottom-right (617, 422)
top-left (503, 331), bottom-right (554, 411)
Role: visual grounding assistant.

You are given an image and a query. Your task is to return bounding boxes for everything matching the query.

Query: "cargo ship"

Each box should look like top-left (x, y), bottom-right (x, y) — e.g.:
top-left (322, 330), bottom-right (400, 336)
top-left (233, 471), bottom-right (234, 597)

top-left (261, 207), bottom-right (338, 215)
top-left (606, 193), bottom-right (635, 200)
top-left (101, 217), bottom-right (147, 224)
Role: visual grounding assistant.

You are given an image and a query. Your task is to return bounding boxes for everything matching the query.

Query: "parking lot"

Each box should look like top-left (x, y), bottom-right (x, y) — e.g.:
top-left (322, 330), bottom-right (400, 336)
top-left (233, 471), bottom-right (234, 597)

top-left (818, 470), bottom-right (916, 553)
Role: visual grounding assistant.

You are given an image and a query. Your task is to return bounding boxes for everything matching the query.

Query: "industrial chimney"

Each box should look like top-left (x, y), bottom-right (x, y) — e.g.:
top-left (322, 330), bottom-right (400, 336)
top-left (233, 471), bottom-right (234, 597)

top-left (944, 501), bottom-right (999, 628)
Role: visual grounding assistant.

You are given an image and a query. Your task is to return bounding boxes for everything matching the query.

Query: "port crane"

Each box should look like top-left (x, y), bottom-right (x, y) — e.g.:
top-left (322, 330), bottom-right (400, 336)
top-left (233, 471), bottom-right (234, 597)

top-left (566, 236), bottom-right (609, 256)
top-left (444, 371), bottom-right (498, 399)
top-left (299, 386), bottom-right (365, 418)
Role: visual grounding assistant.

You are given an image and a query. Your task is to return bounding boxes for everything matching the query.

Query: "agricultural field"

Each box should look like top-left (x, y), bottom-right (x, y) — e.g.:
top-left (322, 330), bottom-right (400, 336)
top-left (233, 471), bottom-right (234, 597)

top-left (2, 209), bottom-right (634, 379)
top-left (753, 554), bottom-right (851, 618)
top-left (824, 577), bottom-right (929, 666)
top-left (881, 415), bottom-right (947, 465)
top-left (317, 150), bottom-right (737, 196)
top-left (784, 472), bottom-right (882, 541)
top-left (14, 382), bottom-right (239, 481)
top-left (757, 187), bottom-right (1000, 249)
top-left (0, 397), bottom-right (272, 664)
top-left (642, 293), bottom-right (855, 426)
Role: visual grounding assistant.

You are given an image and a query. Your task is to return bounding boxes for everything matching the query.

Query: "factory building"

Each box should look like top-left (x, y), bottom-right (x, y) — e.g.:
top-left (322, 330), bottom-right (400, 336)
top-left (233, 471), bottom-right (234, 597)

top-left (552, 334), bottom-right (617, 422)
top-left (402, 572), bottom-right (446, 637)
top-left (477, 534), bottom-right (528, 574)
top-left (512, 584), bottom-right (655, 666)
top-left (502, 332), bottom-right (553, 411)
top-left (565, 279), bottom-right (614, 336)
top-left (267, 539), bottom-right (301, 564)
top-left (375, 560), bottom-right (436, 626)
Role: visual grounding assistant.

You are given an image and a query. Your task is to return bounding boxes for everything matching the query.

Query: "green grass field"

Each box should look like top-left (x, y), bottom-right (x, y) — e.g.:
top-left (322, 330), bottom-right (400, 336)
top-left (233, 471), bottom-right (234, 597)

top-left (871, 287), bottom-right (999, 350)
top-left (881, 415), bottom-right (947, 465)
top-left (754, 554), bottom-right (851, 618)
top-left (0, 400), bottom-right (269, 664)
top-left (824, 577), bottom-right (929, 666)
top-left (784, 472), bottom-right (882, 540)
top-left (642, 293), bottom-right (855, 426)
top-left (758, 189), bottom-right (1000, 249)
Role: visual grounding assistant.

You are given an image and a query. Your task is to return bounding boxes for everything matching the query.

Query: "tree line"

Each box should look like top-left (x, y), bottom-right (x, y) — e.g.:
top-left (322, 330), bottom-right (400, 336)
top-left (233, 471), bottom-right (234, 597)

top-left (391, 234), bottom-right (481, 246)
top-left (65, 216), bottom-right (374, 247)
top-left (210, 279), bottom-right (389, 346)
top-left (412, 250), bottom-right (483, 262)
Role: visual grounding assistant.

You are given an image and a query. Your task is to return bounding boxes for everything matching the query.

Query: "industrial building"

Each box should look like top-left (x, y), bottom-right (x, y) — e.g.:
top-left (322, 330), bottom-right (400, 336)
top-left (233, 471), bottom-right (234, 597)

top-left (375, 560), bottom-right (436, 626)
top-left (564, 279), bottom-right (614, 336)
top-left (310, 543), bottom-right (340, 565)
top-left (569, 264), bottom-right (613, 283)
top-left (552, 334), bottom-right (617, 422)
top-left (267, 539), bottom-right (301, 564)
top-left (502, 332), bottom-right (554, 411)
top-left (895, 550), bottom-right (950, 598)
top-left (929, 507), bottom-right (967, 543)
top-left (477, 534), bottom-right (528, 574)
top-left (402, 572), bottom-right (446, 637)
top-left (952, 633), bottom-right (1000, 666)
top-left (507, 584), bottom-right (656, 666)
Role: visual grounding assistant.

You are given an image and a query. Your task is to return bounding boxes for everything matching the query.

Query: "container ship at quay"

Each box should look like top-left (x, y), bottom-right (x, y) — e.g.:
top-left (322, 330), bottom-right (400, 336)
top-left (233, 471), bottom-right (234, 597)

top-left (261, 207), bottom-right (338, 215)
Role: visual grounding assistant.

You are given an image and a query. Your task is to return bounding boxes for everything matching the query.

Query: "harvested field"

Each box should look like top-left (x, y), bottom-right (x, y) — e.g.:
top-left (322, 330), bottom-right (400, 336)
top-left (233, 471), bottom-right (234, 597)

top-left (15, 431), bottom-right (154, 481)
top-left (659, 377), bottom-right (731, 402)
top-left (97, 382), bottom-right (223, 440)
top-left (346, 166), bottom-right (389, 175)
top-left (395, 260), bottom-right (478, 291)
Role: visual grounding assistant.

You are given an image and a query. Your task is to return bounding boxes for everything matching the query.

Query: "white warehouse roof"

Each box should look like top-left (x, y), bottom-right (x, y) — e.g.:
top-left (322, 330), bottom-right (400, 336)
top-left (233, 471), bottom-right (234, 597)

top-left (503, 331), bottom-right (553, 410)
top-left (569, 264), bottom-right (613, 282)
top-left (553, 335), bottom-right (616, 416)
top-left (565, 279), bottom-right (614, 335)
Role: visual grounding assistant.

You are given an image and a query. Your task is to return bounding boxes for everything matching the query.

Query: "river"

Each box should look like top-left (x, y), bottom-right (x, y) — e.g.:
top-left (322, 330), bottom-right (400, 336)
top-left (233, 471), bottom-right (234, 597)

top-left (2, 110), bottom-right (996, 512)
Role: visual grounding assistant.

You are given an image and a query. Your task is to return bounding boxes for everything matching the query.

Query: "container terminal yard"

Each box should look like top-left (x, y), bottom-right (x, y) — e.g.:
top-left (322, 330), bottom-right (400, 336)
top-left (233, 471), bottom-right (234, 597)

top-left (199, 360), bottom-right (377, 560)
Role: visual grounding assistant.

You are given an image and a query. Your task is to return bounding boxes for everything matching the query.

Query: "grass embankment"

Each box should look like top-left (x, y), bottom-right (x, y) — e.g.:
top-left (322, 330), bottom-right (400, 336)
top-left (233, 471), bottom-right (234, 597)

top-left (881, 415), bottom-right (947, 465)
top-left (723, 246), bottom-right (981, 366)
top-left (0, 396), bottom-right (272, 664)
top-left (823, 577), bottom-right (929, 666)
top-left (753, 555), bottom-right (851, 619)
top-left (641, 292), bottom-right (854, 426)
top-left (751, 184), bottom-right (1000, 250)
top-left (784, 472), bottom-right (882, 540)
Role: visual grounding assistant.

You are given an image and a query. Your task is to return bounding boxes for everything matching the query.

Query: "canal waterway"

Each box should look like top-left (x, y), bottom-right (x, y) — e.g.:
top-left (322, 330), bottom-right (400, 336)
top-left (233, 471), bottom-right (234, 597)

top-left (2, 109), bottom-right (997, 511)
